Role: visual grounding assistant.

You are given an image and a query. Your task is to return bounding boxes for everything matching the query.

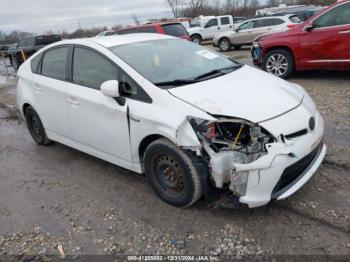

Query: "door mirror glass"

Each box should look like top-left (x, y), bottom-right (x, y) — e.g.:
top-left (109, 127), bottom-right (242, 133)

top-left (101, 80), bottom-right (120, 98)
top-left (304, 24), bottom-right (314, 32)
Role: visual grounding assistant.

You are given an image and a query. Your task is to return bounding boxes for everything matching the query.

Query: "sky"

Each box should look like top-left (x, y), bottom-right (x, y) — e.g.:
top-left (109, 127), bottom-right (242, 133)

top-left (0, 0), bottom-right (174, 34)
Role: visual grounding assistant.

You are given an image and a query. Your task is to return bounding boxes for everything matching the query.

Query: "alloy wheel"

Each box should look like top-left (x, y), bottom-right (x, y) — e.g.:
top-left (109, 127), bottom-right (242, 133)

top-left (266, 54), bottom-right (289, 77)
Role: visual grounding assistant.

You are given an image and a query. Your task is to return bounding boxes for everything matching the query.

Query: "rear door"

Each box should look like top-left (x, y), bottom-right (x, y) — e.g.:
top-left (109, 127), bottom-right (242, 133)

top-left (30, 46), bottom-right (71, 138)
top-left (219, 16), bottom-right (233, 32)
top-left (300, 2), bottom-right (350, 69)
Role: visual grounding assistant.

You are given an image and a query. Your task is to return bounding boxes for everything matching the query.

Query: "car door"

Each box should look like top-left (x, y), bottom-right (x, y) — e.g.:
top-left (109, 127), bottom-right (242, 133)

top-left (219, 16), bottom-right (233, 32)
top-left (30, 46), bottom-right (71, 138)
top-left (65, 46), bottom-right (132, 163)
top-left (300, 2), bottom-right (350, 69)
top-left (203, 18), bottom-right (220, 39)
top-left (231, 20), bottom-right (256, 44)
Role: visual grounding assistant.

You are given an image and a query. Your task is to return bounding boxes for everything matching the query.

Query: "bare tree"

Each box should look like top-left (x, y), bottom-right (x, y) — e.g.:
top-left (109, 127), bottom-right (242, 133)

top-left (166, 0), bottom-right (183, 18)
top-left (131, 14), bottom-right (140, 25)
top-left (267, 0), bottom-right (280, 6)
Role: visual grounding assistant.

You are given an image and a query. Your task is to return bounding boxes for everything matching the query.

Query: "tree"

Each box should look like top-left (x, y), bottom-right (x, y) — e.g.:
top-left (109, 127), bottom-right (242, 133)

top-left (267, 0), bottom-right (280, 6)
top-left (131, 14), bottom-right (140, 25)
top-left (166, 0), bottom-right (183, 18)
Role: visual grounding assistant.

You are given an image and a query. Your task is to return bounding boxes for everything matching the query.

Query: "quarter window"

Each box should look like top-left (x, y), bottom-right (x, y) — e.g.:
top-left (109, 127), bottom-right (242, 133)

top-left (30, 53), bottom-right (42, 74)
top-left (314, 3), bottom-right (350, 28)
top-left (41, 47), bottom-right (68, 81)
top-left (73, 47), bottom-right (118, 90)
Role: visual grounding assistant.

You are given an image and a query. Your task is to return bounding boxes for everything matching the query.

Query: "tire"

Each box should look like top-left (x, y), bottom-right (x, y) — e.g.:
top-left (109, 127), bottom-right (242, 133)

top-left (262, 49), bottom-right (294, 78)
top-left (219, 38), bottom-right (231, 52)
top-left (144, 138), bottom-right (202, 207)
top-left (233, 45), bottom-right (242, 50)
top-left (24, 106), bottom-right (52, 146)
top-left (191, 35), bottom-right (202, 45)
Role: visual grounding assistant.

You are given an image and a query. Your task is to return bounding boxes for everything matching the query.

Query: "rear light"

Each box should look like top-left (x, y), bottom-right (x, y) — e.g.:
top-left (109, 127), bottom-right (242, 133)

top-left (287, 24), bottom-right (298, 29)
top-left (205, 123), bottom-right (216, 139)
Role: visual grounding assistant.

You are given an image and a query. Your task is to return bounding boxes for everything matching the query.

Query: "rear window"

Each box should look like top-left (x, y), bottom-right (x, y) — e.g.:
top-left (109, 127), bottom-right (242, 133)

top-left (35, 35), bottom-right (61, 46)
top-left (138, 27), bottom-right (157, 33)
top-left (289, 15), bottom-right (302, 23)
top-left (161, 24), bottom-right (188, 37)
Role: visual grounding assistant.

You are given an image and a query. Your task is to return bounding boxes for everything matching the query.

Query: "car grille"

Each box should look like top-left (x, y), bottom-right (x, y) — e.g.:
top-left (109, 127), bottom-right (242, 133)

top-left (272, 142), bottom-right (322, 195)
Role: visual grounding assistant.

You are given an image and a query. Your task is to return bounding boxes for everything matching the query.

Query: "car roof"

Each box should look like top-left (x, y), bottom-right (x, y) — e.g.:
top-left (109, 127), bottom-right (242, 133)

top-left (117, 22), bottom-right (182, 31)
top-left (59, 33), bottom-right (174, 48)
top-left (246, 15), bottom-right (294, 22)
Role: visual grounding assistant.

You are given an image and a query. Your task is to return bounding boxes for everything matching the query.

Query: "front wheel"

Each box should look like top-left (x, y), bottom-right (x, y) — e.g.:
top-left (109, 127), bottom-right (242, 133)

top-left (262, 49), bottom-right (294, 78)
top-left (219, 38), bottom-right (231, 52)
top-left (191, 35), bottom-right (202, 45)
top-left (144, 139), bottom-right (202, 207)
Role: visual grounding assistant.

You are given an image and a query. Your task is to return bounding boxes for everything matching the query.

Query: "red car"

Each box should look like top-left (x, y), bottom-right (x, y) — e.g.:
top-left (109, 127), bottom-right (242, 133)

top-left (252, 0), bottom-right (350, 78)
top-left (115, 22), bottom-right (190, 41)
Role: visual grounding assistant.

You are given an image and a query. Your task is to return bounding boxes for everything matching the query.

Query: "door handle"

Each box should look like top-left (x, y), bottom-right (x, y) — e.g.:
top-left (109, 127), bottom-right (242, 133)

top-left (67, 97), bottom-right (80, 106)
top-left (339, 30), bottom-right (350, 34)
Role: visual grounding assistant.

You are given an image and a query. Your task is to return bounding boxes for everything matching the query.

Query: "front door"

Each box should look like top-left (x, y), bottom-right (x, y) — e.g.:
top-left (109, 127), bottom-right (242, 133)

top-left (66, 46), bottom-right (132, 163)
top-left (299, 2), bottom-right (350, 69)
top-left (203, 18), bottom-right (220, 39)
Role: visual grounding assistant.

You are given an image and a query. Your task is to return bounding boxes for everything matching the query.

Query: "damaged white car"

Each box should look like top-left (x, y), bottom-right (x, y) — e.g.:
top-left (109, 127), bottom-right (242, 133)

top-left (17, 34), bottom-right (326, 208)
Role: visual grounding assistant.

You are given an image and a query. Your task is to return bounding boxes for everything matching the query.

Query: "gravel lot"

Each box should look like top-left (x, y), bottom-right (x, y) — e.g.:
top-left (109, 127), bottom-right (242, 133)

top-left (0, 49), bottom-right (349, 260)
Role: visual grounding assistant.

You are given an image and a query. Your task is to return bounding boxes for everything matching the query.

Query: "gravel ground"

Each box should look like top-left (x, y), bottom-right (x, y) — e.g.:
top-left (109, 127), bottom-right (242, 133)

top-left (0, 52), bottom-right (349, 261)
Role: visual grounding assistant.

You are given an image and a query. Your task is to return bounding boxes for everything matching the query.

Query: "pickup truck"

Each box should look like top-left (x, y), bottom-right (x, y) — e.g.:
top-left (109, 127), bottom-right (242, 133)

top-left (10, 34), bottom-right (61, 70)
top-left (187, 15), bottom-right (245, 44)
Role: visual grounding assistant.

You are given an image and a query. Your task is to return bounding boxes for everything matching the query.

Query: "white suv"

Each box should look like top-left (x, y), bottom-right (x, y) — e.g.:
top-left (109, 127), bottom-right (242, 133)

top-left (17, 34), bottom-right (326, 208)
top-left (213, 15), bottom-right (301, 52)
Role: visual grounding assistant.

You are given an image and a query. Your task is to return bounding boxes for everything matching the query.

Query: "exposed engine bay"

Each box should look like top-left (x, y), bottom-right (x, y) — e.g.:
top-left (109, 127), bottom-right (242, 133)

top-left (187, 116), bottom-right (276, 196)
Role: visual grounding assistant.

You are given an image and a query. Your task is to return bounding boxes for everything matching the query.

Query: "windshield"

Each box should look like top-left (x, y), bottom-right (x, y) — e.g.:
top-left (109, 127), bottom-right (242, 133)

top-left (110, 39), bottom-right (240, 88)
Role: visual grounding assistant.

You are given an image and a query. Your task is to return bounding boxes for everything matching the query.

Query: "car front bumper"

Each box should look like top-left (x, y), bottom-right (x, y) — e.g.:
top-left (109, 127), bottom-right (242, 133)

top-left (238, 111), bottom-right (326, 208)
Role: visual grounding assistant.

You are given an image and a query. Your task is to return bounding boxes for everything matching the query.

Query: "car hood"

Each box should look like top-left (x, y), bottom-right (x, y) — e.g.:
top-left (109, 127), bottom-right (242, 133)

top-left (168, 65), bottom-right (304, 123)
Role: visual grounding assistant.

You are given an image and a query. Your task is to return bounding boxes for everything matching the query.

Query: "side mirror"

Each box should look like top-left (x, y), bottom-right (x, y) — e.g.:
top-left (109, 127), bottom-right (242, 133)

top-left (235, 28), bottom-right (240, 32)
top-left (304, 24), bottom-right (314, 32)
top-left (101, 80), bottom-right (120, 98)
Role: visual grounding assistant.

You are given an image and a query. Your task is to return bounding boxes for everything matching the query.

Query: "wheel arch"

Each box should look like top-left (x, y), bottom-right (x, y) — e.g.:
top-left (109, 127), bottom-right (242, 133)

top-left (138, 134), bottom-right (172, 162)
top-left (264, 45), bottom-right (296, 67)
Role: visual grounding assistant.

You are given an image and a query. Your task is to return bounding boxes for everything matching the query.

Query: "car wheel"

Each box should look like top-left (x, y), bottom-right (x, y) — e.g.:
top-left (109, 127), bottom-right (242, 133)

top-left (24, 106), bottom-right (52, 146)
top-left (219, 38), bottom-right (231, 52)
top-left (191, 35), bottom-right (202, 45)
top-left (144, 138), bottom-right (202, 207)
top-left (263, 49), bottom-right (294, 78)
top-left (233, 45), bottom-right (242, 50)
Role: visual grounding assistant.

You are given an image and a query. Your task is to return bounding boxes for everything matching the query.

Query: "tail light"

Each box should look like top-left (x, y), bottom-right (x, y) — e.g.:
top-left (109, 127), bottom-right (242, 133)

top-left (287, 24), bottom-right (298, 30)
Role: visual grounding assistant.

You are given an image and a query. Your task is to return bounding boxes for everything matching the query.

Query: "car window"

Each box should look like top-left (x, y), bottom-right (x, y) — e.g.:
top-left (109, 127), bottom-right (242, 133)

top-left (31, 53), bottom-right (42, 74)
top-left (138, 27), bottom-right (157, 33)
top-left (118, 28), bottom-right (140, 35)
top-left (205, 18), bottom-right (218, 28)
top-left (269, 18), bottom-right (285, 26)
top-left (119, 73), bottom-right (152, 103)
top-left (254, 20), bottom-right (267, 28)
top-left (238, 21), bottom-right (255, 30)
top-left (313, 3), bottom-right (350, 28)
top-left (41, 47), bottom-right (68, 81)
top-left (220, 17), bottom-right (230, 25)
top-left (162, 24), bottom-right (188, 37)
top-left (73, 47), bottom-right (118, 90)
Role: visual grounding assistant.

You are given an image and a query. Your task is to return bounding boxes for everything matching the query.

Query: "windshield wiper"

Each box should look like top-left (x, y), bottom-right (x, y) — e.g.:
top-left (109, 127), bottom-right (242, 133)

top-left (154, 79), bottom-right (198, 87)
top-left (193, 64), bottom-right (243, 81)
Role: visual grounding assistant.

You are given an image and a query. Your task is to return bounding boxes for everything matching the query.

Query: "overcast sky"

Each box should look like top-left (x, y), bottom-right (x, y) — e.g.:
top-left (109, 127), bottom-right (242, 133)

top-left (0, 0), bottom-right (174, 34)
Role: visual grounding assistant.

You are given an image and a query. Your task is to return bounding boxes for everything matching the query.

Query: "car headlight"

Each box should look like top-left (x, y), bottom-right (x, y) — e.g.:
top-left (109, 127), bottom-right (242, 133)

top-left (252, 41), bottom-right (260, 48)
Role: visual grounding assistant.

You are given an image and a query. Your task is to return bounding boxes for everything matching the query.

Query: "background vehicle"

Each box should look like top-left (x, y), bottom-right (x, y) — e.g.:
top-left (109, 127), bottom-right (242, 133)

top-left (114, 22), bottom-right (190, 40)
top-left (9, 34), bottom-right (61, 70)
top-left (256, 4), bottom-right (324, 21)
top-left (252, 0), bottom-right (350, 78)
top-left (0, 45), bottom-right (9, 57)
top-left (188, 15), bottom-right (244, 44)
top-left (214, 15), bottom-right (301, 52)
top-left (17, 34), bottom-right (326, 209)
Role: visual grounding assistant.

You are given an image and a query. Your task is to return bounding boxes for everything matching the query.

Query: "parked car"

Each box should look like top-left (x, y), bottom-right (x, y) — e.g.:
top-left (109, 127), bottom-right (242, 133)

top-left (252, 0), bottom-right (350, 78)
top-left (10, 34), bottom-right (61, 70)
top-left (17, 34), bottom-right (326, 208)
top-left (114, 22), bottom-right (190, 40)
top-left (188, 15), bottom-right (244, 44)
top-left (213, 15), bottom-right (302, 52)
top-left (96, 30), bottom-right (116, 36)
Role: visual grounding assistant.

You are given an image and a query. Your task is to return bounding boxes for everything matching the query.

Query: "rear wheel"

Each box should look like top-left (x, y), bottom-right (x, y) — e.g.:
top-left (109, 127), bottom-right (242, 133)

top-left (219, 38), bottom-right (231, 52)
top-left (144, 138), bottom-right (202, 207)
top-left (262, 49), bottom-right (294, 78)
top-left (24, 106), bottom-right (52, 146)
top-left (191, 35), bottom-right (202, 45)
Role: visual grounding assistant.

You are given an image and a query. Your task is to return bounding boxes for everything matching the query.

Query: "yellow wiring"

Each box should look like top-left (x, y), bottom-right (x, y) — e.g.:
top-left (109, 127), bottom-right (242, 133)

top-left (231, 124), bottom-right (244, 150)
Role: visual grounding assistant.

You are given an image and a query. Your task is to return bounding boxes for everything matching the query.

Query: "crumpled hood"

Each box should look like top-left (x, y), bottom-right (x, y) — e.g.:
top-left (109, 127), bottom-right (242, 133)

top-left (168, 65), bottom-right (304, 123)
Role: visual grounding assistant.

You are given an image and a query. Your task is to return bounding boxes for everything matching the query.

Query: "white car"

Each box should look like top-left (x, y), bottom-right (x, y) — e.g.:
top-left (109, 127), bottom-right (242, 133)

top-left (17, 34), bottom-right (326, 208)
